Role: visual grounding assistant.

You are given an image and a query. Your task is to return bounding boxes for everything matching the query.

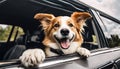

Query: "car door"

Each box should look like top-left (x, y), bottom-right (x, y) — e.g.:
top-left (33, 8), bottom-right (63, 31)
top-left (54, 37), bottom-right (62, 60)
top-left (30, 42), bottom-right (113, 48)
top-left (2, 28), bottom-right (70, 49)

top-left (0, 24), bottom-right (24, 60)
top-left (0, 24), bottom-right (15, 60)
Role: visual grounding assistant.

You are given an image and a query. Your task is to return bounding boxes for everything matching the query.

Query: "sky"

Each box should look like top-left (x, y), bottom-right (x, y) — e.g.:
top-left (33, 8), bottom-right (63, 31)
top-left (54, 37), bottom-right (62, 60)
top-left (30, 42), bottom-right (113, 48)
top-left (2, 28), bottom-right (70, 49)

top-left (79, 0), bottom-right (120, 20)
top-left (79, 0), bottom-right (120, 38)
top-left (0, 24), bottom-right (7, 29)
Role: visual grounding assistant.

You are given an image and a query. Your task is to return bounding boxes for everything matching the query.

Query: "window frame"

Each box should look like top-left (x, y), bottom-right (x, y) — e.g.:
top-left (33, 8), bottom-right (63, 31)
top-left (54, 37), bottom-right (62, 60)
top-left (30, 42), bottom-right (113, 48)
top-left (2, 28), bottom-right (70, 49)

top-left (7, 26), bottom-right (15, 42)
top-left (98, 13), bottom-right (120, 48)
top-left (94, 10), bottom-right (120, 48)
top-left (0, 24), bottom-right (25, 43)
top-left (0, 24), bottom-right (14, 42)
top-left (89, 9), bottom-right (109, 48)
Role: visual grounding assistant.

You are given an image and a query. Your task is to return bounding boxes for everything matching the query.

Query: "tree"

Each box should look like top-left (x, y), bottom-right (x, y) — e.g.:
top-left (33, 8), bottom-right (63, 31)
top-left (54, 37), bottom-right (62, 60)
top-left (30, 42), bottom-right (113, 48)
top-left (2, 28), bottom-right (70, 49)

top-left (0, 26), bottom-right (12, 42)
top-left (0, 24), bottom-right (25, 42)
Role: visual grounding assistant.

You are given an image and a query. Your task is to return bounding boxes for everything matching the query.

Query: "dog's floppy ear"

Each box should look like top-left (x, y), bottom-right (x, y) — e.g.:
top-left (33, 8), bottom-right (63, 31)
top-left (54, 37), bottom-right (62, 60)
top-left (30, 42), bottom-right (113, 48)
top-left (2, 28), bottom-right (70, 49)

top-left (71, 12), bottom-right (92, 31)
top-left (71, 12), bottom-right (92, 22)
top-left (34, 13), bottom-right (55, 30)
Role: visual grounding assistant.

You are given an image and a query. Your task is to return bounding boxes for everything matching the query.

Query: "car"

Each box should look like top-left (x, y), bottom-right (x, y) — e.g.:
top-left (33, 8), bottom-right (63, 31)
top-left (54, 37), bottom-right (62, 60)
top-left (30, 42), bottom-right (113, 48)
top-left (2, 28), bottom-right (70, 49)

top-left (0, 0), bottom-right (120, 69)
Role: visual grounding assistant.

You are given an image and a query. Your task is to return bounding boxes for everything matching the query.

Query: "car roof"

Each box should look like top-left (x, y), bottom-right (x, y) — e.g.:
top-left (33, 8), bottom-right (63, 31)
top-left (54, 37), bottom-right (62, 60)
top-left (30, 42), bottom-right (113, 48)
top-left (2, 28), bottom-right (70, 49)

top-left (0, 0), bottom-right (87, 28)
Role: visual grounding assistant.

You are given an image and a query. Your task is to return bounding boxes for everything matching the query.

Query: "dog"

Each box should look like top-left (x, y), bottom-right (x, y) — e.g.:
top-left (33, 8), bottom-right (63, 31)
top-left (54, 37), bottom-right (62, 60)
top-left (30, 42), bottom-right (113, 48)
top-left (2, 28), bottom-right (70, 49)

top-left (19, 12), bottom-right (92, 67)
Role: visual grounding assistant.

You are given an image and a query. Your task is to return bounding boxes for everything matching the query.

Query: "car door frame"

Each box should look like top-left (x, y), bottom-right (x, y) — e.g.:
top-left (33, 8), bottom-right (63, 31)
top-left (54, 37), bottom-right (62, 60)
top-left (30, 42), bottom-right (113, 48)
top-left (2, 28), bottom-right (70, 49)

top-left (0, 25), bottom-right (17, 60)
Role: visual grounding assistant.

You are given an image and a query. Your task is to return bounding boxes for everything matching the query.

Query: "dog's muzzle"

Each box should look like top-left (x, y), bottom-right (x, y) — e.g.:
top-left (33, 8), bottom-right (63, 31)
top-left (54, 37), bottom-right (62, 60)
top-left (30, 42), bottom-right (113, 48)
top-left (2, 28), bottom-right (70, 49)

top-left (54, 34), bottom-right (74, 49)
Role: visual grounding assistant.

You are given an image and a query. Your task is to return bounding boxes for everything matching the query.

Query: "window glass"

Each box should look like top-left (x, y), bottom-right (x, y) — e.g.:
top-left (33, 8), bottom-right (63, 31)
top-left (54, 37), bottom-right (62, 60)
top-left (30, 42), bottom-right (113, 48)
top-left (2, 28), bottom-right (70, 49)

top-left (99, 16), bottom-right (120, 47)
top-left (10, 26), bottom-right (24, 41)
top-left (0, 24), bottom-right (24, 42)
top-left (0, 24), bottom-right (12, 42)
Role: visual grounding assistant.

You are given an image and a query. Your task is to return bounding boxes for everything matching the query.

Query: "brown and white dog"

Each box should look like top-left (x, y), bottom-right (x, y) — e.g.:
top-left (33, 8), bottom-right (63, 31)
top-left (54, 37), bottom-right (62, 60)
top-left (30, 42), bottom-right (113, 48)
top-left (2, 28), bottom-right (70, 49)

top-left (20, 12), bottom-right (92, 67)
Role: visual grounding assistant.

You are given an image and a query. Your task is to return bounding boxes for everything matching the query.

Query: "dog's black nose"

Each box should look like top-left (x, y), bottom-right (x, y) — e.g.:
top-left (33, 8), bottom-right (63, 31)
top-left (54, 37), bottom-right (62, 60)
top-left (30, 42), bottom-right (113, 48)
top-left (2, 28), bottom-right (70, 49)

top-left (60, 28), bottom-right (69, 36)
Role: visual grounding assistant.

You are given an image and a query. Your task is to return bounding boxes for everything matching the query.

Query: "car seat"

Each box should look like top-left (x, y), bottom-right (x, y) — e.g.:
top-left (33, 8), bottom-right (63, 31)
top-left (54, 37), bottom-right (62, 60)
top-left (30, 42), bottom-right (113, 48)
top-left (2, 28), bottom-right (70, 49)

top-left (3, 34), bottom-right (28, 60)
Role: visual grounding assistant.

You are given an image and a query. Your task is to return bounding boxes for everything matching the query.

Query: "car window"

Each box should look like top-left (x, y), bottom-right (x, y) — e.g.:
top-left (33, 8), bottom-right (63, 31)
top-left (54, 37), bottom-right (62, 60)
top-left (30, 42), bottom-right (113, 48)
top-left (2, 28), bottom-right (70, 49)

top-left (0, 24), bottom-right (24, 42)
top-left (81, 20), bottom-right (99, 50)
top-left (10, 26), bottom-right (24, 41)
top-left (99, 16), bottom-right (120, 47)
top-left (0, 24), bottom-right (12, 42)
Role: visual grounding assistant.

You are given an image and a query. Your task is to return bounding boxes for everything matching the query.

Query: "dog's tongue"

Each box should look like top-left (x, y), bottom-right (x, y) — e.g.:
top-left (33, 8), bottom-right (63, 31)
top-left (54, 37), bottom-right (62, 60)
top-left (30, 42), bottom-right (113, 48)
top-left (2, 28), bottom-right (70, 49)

top-left (60, 40), bottom-right (70, 49)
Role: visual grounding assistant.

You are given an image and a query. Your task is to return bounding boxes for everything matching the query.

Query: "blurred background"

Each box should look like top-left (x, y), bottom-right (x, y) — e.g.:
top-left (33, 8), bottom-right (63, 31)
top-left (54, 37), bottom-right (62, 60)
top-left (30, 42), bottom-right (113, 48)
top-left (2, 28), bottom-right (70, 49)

top-left (80, 0), bottom-right (120, 20)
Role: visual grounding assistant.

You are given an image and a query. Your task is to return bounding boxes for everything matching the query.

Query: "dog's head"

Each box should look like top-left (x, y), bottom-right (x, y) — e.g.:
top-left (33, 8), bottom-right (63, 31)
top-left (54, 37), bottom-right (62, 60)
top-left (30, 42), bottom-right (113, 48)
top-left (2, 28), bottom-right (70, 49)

top-left (34, 12), bottom-right (92, 49)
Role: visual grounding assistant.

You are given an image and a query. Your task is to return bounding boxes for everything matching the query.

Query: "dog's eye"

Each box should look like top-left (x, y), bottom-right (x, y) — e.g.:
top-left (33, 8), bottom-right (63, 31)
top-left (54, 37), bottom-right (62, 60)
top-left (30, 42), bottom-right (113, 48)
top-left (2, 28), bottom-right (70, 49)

top-left (68, 23), bottom-right (73, 27)
top-left (54, 24), bottom-right (60, 27)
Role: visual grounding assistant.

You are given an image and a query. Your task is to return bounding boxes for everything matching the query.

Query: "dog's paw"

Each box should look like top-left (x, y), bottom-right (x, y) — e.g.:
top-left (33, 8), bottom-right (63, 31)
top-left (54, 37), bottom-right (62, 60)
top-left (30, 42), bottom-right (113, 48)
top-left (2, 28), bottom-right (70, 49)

top-left (19, 49), bottom-right (45, 67)
top-left (77, 47), bottom-right (91, 58)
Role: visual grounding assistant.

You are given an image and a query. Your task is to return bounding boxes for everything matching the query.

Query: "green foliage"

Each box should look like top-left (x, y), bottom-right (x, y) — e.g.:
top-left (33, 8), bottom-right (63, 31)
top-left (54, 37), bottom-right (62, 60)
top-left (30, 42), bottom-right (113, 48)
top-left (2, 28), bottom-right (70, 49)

top-left (0, 26), bottom-right (12, 42)
top-left (0, 25), bottom-right (24, 42)
top-left (10, 27), bottom-right (24, 41)
top-left (108, 35), bottom-right (120, 47)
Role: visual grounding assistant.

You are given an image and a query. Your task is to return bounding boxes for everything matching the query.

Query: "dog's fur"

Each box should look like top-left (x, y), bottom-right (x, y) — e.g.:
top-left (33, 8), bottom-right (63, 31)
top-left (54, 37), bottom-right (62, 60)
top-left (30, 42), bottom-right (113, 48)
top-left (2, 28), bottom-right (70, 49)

top-left (20, 12), bottom-right (92, 67)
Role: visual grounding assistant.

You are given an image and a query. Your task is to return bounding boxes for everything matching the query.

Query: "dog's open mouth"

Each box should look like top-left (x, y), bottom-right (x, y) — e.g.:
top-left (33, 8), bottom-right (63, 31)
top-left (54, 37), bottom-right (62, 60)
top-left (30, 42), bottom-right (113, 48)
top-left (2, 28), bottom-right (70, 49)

top-left (54, 35), bottom-right (74, 49)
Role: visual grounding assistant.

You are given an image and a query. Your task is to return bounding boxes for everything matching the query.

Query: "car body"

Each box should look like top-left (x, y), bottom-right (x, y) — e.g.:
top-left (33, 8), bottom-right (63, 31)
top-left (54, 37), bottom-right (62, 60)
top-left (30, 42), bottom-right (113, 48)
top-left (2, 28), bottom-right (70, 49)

top-left (0, 0), bottom-right (120, 69)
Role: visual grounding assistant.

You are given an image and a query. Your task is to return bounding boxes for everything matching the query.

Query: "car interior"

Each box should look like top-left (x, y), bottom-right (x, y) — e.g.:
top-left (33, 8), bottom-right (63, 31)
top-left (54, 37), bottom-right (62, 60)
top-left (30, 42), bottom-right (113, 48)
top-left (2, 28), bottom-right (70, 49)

top-left (1, 17), bottom-right (98, 61)
top-left (0, 0), bottom-right (99, 61)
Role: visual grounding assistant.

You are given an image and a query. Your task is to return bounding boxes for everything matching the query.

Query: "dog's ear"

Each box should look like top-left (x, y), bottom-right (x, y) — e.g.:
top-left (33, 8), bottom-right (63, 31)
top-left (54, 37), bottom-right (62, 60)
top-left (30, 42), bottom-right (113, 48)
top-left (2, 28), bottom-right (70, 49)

top-left (71, 12), bottom-right (92, 31)
top-left (34, 13), bottom-right (55, 30)
top-left (71, 12), bottom-right (92, 22)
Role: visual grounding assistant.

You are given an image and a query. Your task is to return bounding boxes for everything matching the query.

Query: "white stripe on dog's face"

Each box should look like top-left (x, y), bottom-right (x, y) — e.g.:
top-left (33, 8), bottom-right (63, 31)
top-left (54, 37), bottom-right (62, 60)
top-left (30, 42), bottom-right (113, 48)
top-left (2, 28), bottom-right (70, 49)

top-left (52, 16), bottom-right (77, 49)
top-left (53, 16), bottom-right (75, 39)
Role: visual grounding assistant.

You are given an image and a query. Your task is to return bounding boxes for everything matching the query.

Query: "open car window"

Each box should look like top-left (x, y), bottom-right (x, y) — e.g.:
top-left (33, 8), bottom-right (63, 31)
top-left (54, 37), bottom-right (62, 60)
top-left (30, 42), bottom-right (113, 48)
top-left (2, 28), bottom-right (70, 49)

top-left (0, 24), bottom-right (24, 42)
top-left (10, 26), bottom-right (25, 42)
top-left (98, 14), bottom-right (120, 48)
top-left (81, 19), bottom-right (99, 50)
top-left (0, 24), bottom-right (12, 42)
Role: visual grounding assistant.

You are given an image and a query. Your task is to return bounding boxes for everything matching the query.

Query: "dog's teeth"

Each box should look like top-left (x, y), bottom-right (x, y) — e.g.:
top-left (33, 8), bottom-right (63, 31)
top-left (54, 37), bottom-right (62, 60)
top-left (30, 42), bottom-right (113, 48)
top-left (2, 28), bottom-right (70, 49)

top-left (67, 39), bottom-right (69, 42)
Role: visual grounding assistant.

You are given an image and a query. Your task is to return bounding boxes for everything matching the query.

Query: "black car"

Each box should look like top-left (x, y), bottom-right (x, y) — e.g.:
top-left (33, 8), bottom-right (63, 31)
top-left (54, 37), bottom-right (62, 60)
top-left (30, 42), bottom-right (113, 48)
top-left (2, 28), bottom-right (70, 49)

top-left (0, 0), bottom-right (120, 69)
